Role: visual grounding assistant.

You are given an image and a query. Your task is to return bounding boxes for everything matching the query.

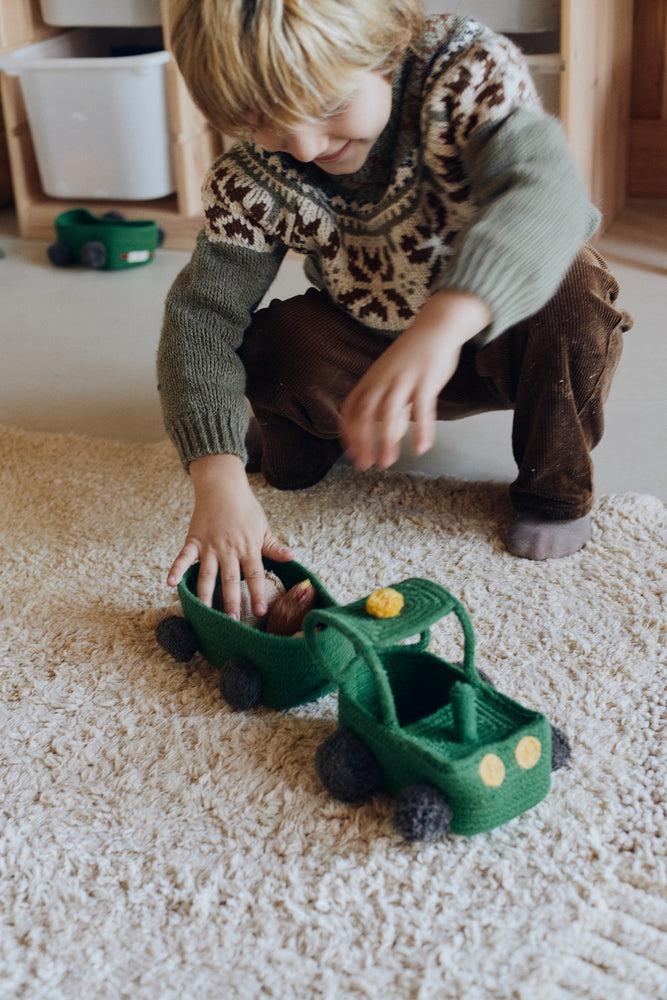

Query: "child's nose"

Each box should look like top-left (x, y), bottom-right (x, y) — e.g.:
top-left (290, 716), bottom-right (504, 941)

top-left (286, 129), bottom-right (328, 163)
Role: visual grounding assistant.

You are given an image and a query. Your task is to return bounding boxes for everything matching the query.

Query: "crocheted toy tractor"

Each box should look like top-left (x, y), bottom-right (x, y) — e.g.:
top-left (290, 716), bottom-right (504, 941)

top-left (304, 579), bottom-right (571, 841)
top-left (47, 209), bottom-right (164, 271)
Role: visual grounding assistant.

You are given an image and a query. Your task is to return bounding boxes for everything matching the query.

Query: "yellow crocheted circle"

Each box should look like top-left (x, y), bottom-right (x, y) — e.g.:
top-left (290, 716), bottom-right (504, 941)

top-left (365, 587), bottom-right (405, 619)
top-left (478, 754), bottom-right (505, 788)
top-left (515, 736), bottom-right (542, 770)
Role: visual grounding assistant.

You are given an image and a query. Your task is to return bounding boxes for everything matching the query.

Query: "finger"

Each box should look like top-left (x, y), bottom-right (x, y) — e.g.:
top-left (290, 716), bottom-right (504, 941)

top-left (349, 390), bottom-right (384, 470)
top-left (377, 401), bottom-right (411, 470)
top-left (411, 394), bottom-right (438, 456)
top-left (339, 382), bottom-right (373, 457)
top-left (361, 383), bottom-right (407, 470)
top-left (196, 550), bottom-right (222, 609)
top-left (241, 554), bottom-right (269, 619)
top-left (167, 539), bottom-right (199, 587)
top-left (262, 533), bottom-right (294, 563)
top-left (216, 551), bottom-right (241, 619)
top-left (338, 392), bottom-right (359, 455)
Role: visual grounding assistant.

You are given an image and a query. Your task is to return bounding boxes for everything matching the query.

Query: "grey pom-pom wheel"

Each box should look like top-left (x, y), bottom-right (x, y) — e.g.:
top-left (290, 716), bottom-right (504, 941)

top-left (81, 240), bottom-right (107, 269)
top-left (316, 728), bottom-right (383, 803)
top-left (551, 724), bottom-right (572, 771)
top-left (47, 240), bottom-right (75, 267)
top-left (394, 783), bottom-right (453, 842)
top-left (219, 657), bottom-right (262, 711)
top-left (154, 615), bottom-right (199, 663)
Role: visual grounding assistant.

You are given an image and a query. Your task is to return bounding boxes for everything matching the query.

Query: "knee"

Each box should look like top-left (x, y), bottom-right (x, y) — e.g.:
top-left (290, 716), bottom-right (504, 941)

top-left (520, 246), bottom-right (627, 408)
top-left (547, 245), bottom-right (632, 341)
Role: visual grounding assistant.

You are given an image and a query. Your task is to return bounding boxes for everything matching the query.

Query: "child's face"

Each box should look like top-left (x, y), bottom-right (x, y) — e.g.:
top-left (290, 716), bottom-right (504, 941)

top-left (249, 72), bottom-right (394, 175)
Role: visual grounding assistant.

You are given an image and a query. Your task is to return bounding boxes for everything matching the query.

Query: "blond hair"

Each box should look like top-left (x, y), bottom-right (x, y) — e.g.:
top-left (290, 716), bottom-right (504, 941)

top-left (169, 0), bottom-right (424, 136)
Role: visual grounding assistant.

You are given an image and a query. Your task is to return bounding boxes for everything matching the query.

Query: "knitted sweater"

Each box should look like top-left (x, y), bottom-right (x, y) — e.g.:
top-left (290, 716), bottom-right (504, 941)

top-left (157, 14), bottom-right (600, 471)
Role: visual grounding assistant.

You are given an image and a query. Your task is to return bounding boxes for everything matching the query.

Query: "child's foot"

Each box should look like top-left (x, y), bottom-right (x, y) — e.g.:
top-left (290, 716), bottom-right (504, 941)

top-left (245, 416), bottom-right (263, 473)
top-left (506, 513), bottom-right (591, 560)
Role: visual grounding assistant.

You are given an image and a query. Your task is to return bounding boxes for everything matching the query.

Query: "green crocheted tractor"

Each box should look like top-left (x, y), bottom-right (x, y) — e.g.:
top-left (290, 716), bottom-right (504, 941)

top-left (304, 579), bottom-right (569, 840)
top-left (48, 208), bottom-right (163, 271)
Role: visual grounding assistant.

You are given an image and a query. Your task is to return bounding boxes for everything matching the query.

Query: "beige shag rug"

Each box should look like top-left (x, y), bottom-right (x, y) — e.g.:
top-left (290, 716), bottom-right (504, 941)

top-left (0, 424), bottom-right (665, 999)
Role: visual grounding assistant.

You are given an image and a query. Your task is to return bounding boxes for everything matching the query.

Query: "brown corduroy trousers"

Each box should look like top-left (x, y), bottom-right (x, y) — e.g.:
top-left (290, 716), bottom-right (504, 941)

top-left (237, 243), bottom-right (633, 520)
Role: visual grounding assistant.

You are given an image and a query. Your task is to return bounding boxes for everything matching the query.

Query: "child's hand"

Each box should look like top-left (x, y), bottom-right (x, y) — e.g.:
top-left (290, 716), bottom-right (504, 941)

top-left (167, 454), bottom-right (294, 616)
top-left (339, 289), bottom-right (491, 470)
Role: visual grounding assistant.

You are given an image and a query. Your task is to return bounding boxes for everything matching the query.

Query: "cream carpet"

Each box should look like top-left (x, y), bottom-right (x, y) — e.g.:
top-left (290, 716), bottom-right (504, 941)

top-left (0, 424), bottom-right (665, 999)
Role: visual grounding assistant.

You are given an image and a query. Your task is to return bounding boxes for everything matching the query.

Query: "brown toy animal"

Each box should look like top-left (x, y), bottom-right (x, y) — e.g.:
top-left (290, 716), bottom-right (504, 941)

top-left (264, 579), bottom-right (317, 636)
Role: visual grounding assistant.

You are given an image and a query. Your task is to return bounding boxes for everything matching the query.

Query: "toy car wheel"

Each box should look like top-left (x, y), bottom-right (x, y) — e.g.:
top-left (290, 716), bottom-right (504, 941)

top-left (81, 240), bottom-right (108, 269)
top-left (47, 240), bottom-right (75, 267)
top-left (316, 728), bottom-right (383, 804)
top-left (154, 615), bottom-right (199, 663)
top-left (156, 226), bottom-right (166, 247)
top-left (551, 724), bottom-right (572, 771)
top-left (219, 657), bottom-right (262, 711)
top-left (102, 210), bottom-right (125, 221)
top-left (394, 783), bottom-right (453, 842)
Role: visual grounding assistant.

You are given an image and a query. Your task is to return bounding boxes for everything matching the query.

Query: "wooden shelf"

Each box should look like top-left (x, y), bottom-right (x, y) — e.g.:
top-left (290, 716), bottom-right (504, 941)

top-left (629, 0), bottom-right (667, 197)
top-left (0, 0), bottom-right (215, 248)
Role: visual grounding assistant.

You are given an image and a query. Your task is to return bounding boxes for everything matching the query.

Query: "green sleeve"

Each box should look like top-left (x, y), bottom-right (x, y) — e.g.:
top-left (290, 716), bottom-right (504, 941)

top-left (157, 230), bottom-right (286, 471)
top-left (434, 108), bottom-right (601, 347)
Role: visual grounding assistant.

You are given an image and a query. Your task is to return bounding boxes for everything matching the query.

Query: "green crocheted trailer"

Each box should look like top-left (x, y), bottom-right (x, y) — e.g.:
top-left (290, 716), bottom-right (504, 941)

top-left (155, 556), bottom-right (336, 710)
top-left (304, 579), bottom-right (567, 840)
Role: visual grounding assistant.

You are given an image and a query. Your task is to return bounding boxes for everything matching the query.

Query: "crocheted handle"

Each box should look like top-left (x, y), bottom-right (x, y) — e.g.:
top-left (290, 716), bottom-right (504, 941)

top-left (303, 582), bottom-right (480, 729)
top-left (303, 610), bottom-right (401, 729)
top-left (449, 597), bottom-right (479, 686)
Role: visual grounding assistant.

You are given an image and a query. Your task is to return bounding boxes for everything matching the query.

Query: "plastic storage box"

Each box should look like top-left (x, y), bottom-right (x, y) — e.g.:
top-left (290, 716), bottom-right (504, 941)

top-left (0, 28), bottom-right (174, 201)
top-left (40, 1), bottom-right (162, 27)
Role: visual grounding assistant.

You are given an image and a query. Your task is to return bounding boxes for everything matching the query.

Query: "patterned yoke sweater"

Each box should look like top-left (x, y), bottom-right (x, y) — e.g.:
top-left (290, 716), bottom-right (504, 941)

top-left (157, 14), bottom-right (600, 471)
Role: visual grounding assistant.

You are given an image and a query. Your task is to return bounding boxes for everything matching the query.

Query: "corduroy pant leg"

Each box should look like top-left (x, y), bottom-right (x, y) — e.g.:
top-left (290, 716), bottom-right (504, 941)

top-left (473, 243), bottom-right (633, 519)
top-left (238, 288), bottom-right (390, 490)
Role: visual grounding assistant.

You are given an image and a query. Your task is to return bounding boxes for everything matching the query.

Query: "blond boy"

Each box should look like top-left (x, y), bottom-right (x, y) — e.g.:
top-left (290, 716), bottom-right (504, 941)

top-left (157, 0), bottom-right (633, 617)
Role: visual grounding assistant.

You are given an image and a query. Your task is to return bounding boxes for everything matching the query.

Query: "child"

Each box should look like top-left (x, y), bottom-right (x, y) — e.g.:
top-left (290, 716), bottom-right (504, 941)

top-left (157, 0), bottom-right (633, 618)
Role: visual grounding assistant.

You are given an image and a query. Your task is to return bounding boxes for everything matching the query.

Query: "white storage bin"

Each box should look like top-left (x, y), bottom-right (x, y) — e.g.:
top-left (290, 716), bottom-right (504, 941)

top-left (40, 0), bottom-right (162, 28)
top-left (0, 28), bottom-right (174, 201)
top-left (422, 1), bottom-right (560, 33)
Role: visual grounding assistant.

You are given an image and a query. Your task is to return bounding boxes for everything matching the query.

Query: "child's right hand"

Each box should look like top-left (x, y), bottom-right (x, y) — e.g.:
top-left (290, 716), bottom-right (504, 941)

top-left (166, 453), bottom-right (294, 617)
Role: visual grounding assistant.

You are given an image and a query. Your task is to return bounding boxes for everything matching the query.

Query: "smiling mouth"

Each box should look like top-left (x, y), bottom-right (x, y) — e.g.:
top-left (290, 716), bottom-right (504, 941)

top-left (315, 140), bottom-right (352, 164)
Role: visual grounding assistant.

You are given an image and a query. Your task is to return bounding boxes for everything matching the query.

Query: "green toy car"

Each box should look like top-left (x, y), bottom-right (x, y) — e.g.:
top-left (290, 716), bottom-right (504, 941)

top-left (155, 569), bottom-right (570, 841)
top-left (304, 579), bottom-right (570, 841)
top-left (47, 208), bottom-right (164, 271)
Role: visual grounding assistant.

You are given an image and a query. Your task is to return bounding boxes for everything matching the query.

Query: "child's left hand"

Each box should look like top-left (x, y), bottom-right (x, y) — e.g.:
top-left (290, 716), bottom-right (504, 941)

top-left (338, 289), bottom-right (492, 470)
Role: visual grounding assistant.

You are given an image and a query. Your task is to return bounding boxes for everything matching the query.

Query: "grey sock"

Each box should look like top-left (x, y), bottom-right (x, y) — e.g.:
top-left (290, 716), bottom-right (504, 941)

top-left (506, 512), bottom-right (592, 560)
